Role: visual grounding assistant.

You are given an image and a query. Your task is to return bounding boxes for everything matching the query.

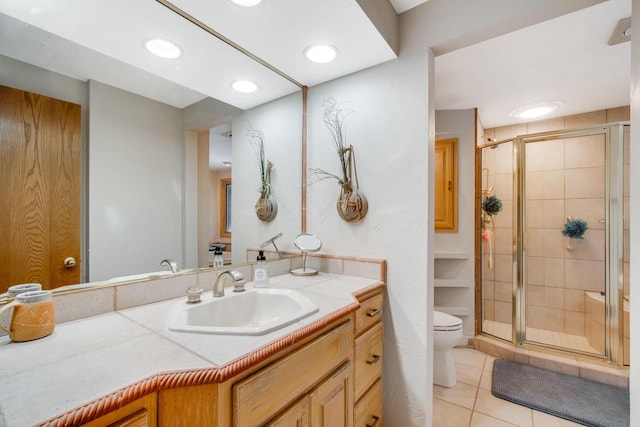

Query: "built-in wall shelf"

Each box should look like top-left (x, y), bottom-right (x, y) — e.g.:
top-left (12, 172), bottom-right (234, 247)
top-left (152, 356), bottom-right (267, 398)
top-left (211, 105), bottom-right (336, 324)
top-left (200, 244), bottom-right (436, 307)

top-left (434, 251), bottom-right (470, 260)
top-left (434, 279), bottom-right (472, 288)
top-left (435, 306), bottom-right (472, 317)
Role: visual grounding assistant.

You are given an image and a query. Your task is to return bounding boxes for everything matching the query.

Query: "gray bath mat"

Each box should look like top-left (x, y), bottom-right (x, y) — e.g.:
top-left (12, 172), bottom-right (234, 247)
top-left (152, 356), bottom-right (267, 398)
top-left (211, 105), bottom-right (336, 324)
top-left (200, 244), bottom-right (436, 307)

top-left (492, 359), bottom-right (629, 427)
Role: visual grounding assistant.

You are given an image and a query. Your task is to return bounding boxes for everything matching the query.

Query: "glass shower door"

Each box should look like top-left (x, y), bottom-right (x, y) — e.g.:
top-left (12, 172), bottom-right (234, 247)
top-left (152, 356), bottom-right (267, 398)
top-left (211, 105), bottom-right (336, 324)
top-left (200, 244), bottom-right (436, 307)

top-left (480, 141), bottom-right (514, 342)
top-left (521, 131), bottom-right (607, 355)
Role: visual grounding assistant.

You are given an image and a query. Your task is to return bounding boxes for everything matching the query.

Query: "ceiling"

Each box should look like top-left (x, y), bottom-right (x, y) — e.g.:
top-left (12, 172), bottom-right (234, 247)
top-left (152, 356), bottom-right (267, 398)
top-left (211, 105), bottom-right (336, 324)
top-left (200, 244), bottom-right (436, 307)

top-left (435, 0), bottom-right (631, 128)
top-left (0, 0), bottom-right (397, 110)
top-left (389, 0), bottom-right (429, 14)
top-left (0, 0), bottom-right (631, 130)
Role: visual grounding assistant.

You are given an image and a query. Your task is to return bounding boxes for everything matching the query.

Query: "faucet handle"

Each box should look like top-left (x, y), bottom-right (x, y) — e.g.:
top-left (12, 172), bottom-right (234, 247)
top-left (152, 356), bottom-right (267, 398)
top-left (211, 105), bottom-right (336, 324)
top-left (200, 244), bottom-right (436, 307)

top-left (186, 286), bottom-right (203, 303)
top-left (231, 271), bottom-right (246, 293)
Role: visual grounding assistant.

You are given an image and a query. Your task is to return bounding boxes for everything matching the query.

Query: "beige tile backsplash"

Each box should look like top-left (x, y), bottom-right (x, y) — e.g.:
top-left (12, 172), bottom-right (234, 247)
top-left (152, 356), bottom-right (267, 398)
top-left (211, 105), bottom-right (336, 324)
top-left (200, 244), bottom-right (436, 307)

top-left (50, 254), bottom-right (385, 325)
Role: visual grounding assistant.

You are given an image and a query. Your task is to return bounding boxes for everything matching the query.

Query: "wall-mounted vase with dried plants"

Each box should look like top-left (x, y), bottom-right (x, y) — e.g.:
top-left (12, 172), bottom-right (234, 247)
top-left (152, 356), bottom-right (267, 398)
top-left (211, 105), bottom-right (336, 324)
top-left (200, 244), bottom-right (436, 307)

top-left (249, 127), bottom-right (277, 222)
top-left (310, 98), bottom-right (367, 223)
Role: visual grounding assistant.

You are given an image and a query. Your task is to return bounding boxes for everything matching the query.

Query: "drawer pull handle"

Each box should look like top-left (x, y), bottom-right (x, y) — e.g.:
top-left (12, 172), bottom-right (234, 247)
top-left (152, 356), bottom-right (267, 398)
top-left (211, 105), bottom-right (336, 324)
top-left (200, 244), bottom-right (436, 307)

top-left (366, 308), bottom-right (381, 317)
top-left (366, 415), bottom-right (380, 427)
top-left (366, 354), bottom-right (381, 365)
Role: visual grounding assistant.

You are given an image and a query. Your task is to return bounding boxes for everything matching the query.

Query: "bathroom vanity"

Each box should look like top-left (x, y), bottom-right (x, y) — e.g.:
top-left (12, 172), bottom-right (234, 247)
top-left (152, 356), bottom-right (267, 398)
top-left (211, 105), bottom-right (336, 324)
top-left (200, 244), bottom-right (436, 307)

top-left (0, 260), bottom-right (385, 427)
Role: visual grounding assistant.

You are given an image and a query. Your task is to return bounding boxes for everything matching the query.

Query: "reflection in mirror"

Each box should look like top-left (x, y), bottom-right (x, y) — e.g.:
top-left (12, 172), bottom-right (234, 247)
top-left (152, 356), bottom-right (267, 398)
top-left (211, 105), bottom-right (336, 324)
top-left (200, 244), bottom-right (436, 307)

top-left (260, 233), bottom-right (284, 258)
top-left (291, 234), bottom-right (322, 276)
top-left (0, 2), bottom-right (302, 294)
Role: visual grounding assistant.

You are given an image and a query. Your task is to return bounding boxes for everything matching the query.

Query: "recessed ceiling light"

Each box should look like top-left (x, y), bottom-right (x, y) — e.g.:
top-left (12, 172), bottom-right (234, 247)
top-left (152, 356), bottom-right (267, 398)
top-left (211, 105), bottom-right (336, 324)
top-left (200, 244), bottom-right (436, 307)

top-left (144, 38), bottom-right (181, 59)
top-left (510, 101), bottom-right (563, 120)
top-left (304, 45), bottom-right (338, 64)
top-left (230, 0), bottom-right (263, 6)
top-left (232, 80), bottom-right (258, 93)
top-left (222, 161), bottom-right (232, 167)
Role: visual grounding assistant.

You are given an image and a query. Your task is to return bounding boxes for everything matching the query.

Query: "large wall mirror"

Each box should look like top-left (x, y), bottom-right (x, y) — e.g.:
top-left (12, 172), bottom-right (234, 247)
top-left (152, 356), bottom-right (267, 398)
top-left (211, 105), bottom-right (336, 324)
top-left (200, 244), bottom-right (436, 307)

top-left (0, 0), bottom-right (303, 293)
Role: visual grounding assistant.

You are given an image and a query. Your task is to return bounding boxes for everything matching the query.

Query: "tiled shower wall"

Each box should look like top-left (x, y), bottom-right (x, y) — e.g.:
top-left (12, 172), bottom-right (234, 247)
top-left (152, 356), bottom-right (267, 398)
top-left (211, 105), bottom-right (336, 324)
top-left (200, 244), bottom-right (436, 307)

top-left (481, 106), bottom-right (629, 338)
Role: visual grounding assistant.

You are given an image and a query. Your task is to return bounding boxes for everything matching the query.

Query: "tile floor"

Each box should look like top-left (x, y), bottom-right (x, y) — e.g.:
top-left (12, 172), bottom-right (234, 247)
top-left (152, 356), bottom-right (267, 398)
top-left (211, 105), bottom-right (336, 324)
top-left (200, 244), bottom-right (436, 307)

top-left (433, 347), bottom-right (585, 427)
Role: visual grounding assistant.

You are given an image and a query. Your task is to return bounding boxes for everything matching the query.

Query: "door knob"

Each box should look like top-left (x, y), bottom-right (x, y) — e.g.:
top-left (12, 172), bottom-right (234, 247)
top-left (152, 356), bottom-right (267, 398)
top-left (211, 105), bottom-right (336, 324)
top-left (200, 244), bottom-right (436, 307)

top-left (64, 257), bottom-right (76, 268)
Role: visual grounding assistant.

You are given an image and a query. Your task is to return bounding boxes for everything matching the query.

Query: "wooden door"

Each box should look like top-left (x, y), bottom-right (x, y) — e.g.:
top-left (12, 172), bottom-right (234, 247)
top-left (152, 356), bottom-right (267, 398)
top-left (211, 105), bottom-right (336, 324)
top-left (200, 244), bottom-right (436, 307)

top-left (309, 362), bottom-right (353, 427)
top-left (0, 85), bottom-right (81, 292)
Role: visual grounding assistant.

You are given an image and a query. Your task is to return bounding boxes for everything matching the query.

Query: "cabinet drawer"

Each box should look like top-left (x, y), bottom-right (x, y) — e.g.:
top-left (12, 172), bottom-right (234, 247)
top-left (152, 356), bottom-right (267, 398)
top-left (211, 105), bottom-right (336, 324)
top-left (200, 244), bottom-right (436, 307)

top-left (233, 320), bottom-right (353, 426)
top-left (355, 292), bottom-right (383, 336)
top-left (354, 322), bottom-right (383, 400)
top-left (355, 379), bottom-right (383, 427)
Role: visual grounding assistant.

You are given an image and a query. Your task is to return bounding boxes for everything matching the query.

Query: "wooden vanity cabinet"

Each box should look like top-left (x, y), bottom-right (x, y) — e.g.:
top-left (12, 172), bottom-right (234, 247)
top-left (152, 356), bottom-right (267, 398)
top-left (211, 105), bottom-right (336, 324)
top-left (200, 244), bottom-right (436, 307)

top-left (158, 383), bottom-right (217, 427)
top-left (77, 286), bottom-right (385, 427)
top-left (81, 393), bottom-right (157, 427)
top-left (353, 290), bottom-right (384, 427)
top-left (268, 396), bottom-right (310, 426)
top-left (232, 320), bottom-right (354, 426)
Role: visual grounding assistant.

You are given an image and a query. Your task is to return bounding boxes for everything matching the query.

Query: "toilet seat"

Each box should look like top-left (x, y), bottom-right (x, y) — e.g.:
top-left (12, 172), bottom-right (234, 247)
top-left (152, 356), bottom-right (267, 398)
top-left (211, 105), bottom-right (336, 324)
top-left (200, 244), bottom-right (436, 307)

top-left (434, 310), bottom-right (462, 332)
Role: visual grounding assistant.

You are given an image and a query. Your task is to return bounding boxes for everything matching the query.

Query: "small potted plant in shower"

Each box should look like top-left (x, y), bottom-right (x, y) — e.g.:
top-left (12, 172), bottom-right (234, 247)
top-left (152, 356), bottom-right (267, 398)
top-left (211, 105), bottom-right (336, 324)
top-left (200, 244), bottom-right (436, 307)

top-left (481, 194), bottom-right (503, 218)
top-left (562, 216), bottom-right (588, 250)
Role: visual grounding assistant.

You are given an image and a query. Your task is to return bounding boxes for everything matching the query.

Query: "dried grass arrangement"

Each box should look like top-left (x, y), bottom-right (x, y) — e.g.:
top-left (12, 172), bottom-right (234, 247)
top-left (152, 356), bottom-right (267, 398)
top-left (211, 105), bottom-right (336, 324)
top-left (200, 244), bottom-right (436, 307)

top-left (310, 98), bottom-right (367, 223)
top-left (249, 127), bottom-right (277, 222)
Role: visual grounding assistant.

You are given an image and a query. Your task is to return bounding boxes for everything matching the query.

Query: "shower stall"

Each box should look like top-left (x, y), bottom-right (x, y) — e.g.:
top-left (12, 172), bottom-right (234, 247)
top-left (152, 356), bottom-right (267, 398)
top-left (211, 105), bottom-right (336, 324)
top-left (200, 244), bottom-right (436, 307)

top-left (478, 122), bottom-right (630, 365)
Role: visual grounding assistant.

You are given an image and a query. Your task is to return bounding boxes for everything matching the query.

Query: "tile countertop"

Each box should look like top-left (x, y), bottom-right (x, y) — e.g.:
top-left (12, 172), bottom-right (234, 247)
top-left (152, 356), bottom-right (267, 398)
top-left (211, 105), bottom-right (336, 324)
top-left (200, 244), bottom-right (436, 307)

top-left (0, 273), bottom-right (382, 427)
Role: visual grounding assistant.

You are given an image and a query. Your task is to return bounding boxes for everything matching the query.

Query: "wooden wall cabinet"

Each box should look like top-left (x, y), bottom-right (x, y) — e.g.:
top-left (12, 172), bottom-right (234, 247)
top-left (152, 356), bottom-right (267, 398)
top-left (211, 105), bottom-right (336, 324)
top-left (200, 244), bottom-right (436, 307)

top-left (435, 138), bottom-right (458, 232)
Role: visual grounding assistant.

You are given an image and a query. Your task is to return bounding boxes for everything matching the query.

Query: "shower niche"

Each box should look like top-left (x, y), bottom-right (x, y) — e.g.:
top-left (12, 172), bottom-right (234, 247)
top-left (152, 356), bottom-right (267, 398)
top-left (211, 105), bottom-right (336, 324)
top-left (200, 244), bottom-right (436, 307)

top-left (477, 116), bottom-right (629, 366)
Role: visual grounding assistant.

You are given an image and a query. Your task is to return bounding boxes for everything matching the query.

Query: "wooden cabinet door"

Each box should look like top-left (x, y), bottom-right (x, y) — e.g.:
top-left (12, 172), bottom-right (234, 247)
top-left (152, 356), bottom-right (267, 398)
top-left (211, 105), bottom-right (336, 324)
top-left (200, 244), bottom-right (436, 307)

top-left (159, 383), bottom-right (217, 427)
top-left (434, 138), bottom-right (457, 232)
top-left (0, 85), bottom-right (81, 292)
top-left (309, 362), bottom-right (353, 427)
top-left (80, 394), bottom-right (156, 427)
top-left (267, 396), bottom-right (310, 427)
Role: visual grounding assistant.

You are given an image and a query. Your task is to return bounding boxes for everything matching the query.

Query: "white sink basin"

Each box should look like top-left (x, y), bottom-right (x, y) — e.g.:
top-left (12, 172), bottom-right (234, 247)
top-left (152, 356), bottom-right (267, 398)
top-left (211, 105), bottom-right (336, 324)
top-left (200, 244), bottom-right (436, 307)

top-left (166, 288), bottom-right (319, 335)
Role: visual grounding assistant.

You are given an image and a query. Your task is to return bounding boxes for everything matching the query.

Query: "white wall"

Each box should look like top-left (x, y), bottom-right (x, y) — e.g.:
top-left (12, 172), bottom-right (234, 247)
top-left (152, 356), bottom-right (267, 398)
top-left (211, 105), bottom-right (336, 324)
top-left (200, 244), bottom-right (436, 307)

top-left (184, 130), bottom-right (199, 271)
top-left (435, 109), bottom-right (477, 339)
top-left (629, 0), bottom-right (639, 424)
top-left (305, 51), bottom-right (432, 426)
top-left (232, 92), bottom-right (303, 263)
top-left (209, 169), bottom-right (232, 243)
top-left (197, 131), bottom-right (211, 268)
top-left (88, 81), bottom-right (184, 281)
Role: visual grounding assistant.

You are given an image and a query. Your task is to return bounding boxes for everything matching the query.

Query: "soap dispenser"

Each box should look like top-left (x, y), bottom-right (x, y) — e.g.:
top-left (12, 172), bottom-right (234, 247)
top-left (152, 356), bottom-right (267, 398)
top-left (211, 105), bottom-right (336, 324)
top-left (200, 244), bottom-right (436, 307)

top-left (254, 250), bottom-right (269, 288)
top-left (213, 249), bottom-right (224, 268)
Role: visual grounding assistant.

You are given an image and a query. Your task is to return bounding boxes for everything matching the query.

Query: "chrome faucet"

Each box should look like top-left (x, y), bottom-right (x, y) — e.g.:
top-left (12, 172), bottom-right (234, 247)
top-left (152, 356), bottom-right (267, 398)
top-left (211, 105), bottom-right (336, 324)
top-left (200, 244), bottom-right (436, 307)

top-left (213, 270), bottom-right (246, 297)
top-left (160, 258), bottom-right (179, 274)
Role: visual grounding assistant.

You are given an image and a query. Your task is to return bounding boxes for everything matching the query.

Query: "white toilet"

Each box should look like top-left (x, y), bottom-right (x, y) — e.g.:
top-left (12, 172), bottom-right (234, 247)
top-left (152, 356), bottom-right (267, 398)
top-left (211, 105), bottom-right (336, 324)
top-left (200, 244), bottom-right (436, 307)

top-left (433, 310), bottom-right (463, 387)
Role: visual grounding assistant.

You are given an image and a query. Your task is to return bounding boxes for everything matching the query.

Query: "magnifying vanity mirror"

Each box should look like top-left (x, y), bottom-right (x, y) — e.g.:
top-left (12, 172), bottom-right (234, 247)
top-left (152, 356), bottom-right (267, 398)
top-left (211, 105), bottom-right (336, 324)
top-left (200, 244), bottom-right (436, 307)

top-left (290, 234), bottom-right (322, 276)
top-left (0, 0), bottom-right (303, 294)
